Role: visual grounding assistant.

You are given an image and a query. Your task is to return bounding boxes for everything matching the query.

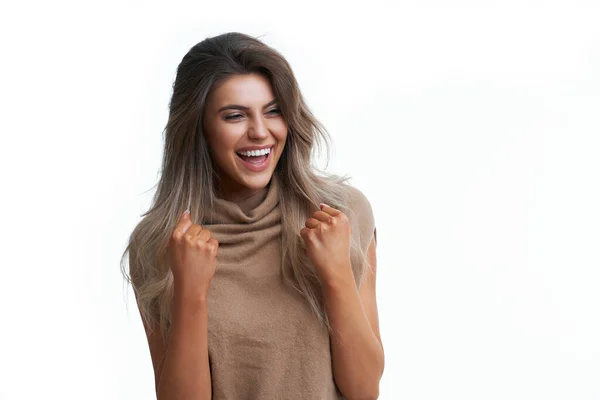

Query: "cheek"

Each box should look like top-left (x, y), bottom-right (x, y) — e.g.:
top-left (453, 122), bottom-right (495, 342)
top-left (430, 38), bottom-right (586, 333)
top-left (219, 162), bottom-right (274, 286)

top-left (269, 119), bottom-right (288, 140)
top-left (210, 125), bottom-right (245, 151)
top-left (205, 137), bottom-right (235, 169)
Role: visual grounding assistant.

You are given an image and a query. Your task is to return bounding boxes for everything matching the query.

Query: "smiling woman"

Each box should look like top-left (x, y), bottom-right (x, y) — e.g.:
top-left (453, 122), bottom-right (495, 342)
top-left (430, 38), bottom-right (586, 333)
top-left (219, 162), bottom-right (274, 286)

top-left (120, 32), bottom-right (382, 400)
top-left (202, 74), bottom-right (287, 195)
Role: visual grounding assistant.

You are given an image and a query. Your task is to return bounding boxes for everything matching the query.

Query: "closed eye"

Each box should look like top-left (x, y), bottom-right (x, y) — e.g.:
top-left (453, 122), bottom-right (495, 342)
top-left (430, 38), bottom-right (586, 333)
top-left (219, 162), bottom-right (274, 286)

top-left (224, 113), bottom-right (243, 121)
top-left (224, 108), bottom-right (281, 121)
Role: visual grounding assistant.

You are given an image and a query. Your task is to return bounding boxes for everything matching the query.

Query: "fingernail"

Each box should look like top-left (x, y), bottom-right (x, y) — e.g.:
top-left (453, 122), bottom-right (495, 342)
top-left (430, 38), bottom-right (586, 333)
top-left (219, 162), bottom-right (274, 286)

top-left (320, 203), bottom-right (329, 208)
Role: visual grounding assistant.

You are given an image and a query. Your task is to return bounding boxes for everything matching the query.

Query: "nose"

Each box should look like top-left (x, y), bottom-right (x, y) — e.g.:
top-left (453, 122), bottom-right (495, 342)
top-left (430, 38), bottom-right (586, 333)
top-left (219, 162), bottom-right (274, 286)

top-left (248, 114), bottom-right (269, 140)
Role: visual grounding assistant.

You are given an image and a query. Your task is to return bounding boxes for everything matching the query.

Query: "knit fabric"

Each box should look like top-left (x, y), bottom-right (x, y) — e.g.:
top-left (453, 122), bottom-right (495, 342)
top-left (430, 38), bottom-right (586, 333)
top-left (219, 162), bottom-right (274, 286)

top-left (202, 173), bottom-right (376, 399)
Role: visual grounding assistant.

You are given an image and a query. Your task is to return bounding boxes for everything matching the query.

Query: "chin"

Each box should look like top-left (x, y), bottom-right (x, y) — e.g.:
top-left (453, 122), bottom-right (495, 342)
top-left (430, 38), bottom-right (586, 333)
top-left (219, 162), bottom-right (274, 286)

top-left (242, 173), bottom-right (273, 186)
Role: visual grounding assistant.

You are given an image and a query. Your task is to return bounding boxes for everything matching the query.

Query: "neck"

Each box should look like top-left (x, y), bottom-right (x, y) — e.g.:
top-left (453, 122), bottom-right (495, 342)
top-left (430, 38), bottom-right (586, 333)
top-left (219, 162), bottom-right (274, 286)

top-left (214, 177), bottom-right (271, 210)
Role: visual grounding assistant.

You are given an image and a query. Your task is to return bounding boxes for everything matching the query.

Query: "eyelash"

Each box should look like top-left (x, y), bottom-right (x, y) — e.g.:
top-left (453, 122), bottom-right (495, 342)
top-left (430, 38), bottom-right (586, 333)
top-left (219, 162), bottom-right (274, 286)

top-left (224, 108), bottom-right (281, 121)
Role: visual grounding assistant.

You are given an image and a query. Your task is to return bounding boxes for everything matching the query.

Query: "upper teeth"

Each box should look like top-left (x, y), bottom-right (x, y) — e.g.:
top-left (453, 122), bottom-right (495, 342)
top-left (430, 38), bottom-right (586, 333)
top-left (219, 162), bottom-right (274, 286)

top-left (237, 147), bottom-right (271, 157)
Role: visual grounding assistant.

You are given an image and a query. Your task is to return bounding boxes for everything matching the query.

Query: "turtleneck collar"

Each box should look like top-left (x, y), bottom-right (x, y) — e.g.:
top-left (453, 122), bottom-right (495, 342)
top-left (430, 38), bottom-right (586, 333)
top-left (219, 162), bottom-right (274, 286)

top-left (208, 173), bottom-right (281, 226)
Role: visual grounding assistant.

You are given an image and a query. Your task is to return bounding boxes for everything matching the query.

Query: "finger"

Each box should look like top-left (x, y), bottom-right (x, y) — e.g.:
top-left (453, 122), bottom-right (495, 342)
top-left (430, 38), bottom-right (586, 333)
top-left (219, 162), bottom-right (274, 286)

top-left (195, 227), bottom-right (212, 243)
top-left (207, 237), bottom-right (220, 257)
top-left (184, 224), bottom-right (204, 239)
top-left (174, 210), bottom-right (193, 236)
top-left (319, 203), bottom-right (340, 215)
top-left (312, 210), bottom-right (334, 222)
top-left (305, 217), bottom-right (320, 229)
top-left (300, 227), bottom-right (310, 239)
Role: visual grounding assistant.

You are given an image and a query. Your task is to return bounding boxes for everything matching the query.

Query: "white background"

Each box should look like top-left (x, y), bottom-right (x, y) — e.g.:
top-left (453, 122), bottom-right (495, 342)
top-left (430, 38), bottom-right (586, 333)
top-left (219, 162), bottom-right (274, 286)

top-left (1, 1), bottom-right (599, 399)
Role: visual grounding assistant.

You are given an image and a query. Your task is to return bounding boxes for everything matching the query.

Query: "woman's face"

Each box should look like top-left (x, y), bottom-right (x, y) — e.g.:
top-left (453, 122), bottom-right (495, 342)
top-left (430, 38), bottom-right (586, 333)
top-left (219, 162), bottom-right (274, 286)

top-left (203, 73), bottom-right (288, 202)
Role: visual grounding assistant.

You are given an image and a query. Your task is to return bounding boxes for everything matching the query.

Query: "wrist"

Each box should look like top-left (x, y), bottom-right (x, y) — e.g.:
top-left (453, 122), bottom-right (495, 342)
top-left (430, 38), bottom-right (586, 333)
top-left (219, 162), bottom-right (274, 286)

top-left (174, 280), bottom-right (209, 303)
top-left (321, 264), bottom-right (356, 293)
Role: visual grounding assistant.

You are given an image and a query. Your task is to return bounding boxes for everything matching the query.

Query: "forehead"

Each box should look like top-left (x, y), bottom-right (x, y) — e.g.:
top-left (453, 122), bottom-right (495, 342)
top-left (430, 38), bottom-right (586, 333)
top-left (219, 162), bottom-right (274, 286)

top-left (208, 74), bottom-right (275, 106)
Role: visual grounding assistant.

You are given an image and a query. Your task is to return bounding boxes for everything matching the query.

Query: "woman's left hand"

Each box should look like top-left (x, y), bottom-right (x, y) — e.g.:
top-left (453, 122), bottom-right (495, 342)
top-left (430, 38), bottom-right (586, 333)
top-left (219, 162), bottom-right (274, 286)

top-left (300, 203), bottom-right (353, 284)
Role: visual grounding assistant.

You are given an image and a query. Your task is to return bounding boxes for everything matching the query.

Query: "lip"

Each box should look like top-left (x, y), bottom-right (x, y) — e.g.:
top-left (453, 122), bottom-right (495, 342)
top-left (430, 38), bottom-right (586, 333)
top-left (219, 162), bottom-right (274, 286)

top-left (235, 146), bottom-right (274, 172)
top-left (236, 144), bottom-right (275, 152)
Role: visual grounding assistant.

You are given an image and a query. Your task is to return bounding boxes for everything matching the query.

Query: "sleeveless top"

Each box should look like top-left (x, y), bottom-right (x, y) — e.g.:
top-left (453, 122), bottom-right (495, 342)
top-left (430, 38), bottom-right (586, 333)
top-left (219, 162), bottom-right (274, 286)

top-left (202, 173), bottom-right (376, 399)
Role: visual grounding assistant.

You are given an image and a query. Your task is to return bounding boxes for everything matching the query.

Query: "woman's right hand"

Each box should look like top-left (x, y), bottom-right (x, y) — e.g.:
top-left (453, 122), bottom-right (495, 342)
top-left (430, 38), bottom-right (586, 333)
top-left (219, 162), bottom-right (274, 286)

top-left (168, 210), bottom-right (219, 298)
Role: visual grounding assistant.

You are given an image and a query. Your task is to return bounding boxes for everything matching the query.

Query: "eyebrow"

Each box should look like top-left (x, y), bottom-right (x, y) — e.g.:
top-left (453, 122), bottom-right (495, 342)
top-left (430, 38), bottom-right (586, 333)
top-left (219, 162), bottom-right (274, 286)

top-left (217, 99), bottom-right (278, 113)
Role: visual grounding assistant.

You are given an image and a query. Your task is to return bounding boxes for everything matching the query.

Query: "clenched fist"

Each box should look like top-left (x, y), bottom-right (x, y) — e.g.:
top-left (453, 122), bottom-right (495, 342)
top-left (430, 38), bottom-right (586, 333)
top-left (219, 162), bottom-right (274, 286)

top-left (300, 203), bottom-right (353, 285)
top-left (168, 210), bottom-right (219, 299)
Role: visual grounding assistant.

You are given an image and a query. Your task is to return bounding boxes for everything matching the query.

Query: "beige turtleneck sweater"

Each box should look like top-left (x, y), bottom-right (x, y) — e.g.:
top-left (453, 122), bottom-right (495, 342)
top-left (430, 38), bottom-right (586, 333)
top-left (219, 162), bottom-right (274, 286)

top-left (202, 173), bottom-right (376, 399)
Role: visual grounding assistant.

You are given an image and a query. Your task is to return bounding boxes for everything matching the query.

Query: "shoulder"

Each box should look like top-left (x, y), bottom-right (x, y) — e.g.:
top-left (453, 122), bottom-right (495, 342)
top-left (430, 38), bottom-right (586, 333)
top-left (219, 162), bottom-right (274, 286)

top-left (342, 184), bottom-right (377, 251)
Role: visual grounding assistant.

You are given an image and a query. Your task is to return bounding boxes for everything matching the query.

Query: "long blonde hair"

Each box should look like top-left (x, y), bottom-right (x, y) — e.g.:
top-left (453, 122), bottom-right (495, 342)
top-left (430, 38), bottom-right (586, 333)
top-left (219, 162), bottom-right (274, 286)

top-left (120, 32), bottom-right (372, 343)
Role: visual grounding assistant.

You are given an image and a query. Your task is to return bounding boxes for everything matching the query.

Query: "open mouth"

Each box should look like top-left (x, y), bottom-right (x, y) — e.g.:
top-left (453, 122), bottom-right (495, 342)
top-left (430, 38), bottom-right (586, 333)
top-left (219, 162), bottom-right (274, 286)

top-left (235, 146), bottom-right (274, 171)
top-left (235, 146), bottom-right (272, 162)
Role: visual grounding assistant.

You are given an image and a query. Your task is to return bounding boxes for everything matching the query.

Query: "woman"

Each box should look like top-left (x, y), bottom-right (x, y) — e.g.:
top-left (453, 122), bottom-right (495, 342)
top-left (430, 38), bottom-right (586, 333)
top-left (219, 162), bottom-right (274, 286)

top-left (121, 32), bottom-right (384, 400)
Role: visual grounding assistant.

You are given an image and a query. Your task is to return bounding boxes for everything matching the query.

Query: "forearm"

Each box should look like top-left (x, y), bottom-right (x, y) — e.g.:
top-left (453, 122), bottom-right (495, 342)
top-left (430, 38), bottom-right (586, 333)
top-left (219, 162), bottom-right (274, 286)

top-left (324, 269), bottom-right (384, 400)
top-left (157, 288), bottom-right (211, 400)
